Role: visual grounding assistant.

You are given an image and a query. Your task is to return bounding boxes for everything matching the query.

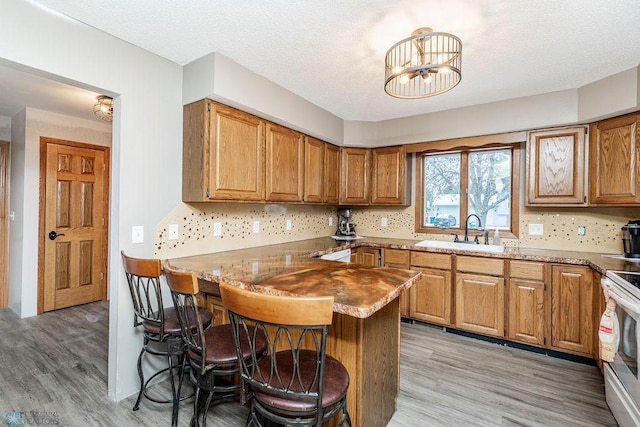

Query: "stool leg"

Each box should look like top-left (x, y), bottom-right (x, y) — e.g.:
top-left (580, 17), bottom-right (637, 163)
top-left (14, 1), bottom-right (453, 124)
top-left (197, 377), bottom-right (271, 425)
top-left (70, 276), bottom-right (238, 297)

top-left (133, 341), bottom-right (146, 411)
top-left (168, 352), bottom-right (178, 427)
top-left (191, 386), bottom-right (201, 427)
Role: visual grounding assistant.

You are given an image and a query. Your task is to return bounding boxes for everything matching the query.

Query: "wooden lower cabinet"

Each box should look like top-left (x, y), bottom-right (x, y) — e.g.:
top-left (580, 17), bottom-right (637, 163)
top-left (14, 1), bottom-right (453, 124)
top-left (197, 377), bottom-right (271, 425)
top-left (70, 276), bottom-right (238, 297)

top-left (410, 268), bottom-right (452, 325)
top-left (455, 273), bottom-right (505, 337)
top-left (383, 249), bottom-right (411, 317)
top-left (198, 294), bottom-right (229, 326)
top-left (352, 247), bottom-right (380, 266)
top-left (508, 279), bottom-right (546, 346)
top-left (550, 265), bottom-right (593, 356)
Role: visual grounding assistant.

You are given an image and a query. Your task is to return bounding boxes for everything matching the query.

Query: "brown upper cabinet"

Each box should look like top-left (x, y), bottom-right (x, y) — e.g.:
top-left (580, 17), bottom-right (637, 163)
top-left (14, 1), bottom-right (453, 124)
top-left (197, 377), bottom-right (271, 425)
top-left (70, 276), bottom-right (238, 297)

top-left (265, 123), bottom-right (303, 202)
top-left (340, 145), bottom-right (410, 205)
top-left (371, 145), bottom-right (411, 205)
top-left (589, 112), bottom-right (640, 205)
top-left (526, 126), bottom-right (587, 206)
top-left (340, 147), bottom-right (370, 205)
top-left (183, 99), bottom-right (265, 202)
top-left (184, 99), bottom-right (409, 205)
top-left (304, 136), bottom-right (340, 204)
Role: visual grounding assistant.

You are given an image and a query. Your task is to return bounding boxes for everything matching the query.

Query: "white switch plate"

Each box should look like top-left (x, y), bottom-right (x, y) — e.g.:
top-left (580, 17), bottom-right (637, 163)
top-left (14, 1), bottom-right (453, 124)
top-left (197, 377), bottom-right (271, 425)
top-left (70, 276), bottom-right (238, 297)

top-left (528, 223), bottom-right (543, 235)
top-left (328, 217), bottom-right (334, 226)
top-left (253, 221), bottom-right (260, 233)
top-left (168, 224), bottom-right (179, 240)
top-left (213, 222), bottom-right (222, 237)
top-left (381, 217), bottom-right (388, 227)
top-left (132, 226), bottom-right (144, 244)
top-left (286, 219), bottom-right (292, 231)
top-left (578, 225), bottom-right (586, 236)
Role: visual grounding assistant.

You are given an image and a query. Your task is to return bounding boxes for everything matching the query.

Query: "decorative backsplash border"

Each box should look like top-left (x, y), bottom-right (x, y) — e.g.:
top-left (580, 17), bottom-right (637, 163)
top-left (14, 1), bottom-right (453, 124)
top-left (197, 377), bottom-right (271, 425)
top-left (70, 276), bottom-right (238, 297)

top-left (155, 203), bottom-right (640, 258)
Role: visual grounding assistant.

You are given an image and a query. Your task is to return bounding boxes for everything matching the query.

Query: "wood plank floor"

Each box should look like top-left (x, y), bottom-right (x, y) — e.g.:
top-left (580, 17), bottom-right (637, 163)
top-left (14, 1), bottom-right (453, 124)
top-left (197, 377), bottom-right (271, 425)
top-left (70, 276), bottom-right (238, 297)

top-left (0, 301), bottom-right (617, 426)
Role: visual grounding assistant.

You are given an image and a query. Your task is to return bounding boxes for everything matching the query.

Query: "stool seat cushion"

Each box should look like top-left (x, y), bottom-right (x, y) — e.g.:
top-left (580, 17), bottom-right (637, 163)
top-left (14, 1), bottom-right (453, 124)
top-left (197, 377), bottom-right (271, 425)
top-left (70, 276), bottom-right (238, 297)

top-left (188, 324), bottom-right (268, 366)
top-left (252, 350), bottom-right (350, 413)
top-left (143, 307), bottom-right (213, 336)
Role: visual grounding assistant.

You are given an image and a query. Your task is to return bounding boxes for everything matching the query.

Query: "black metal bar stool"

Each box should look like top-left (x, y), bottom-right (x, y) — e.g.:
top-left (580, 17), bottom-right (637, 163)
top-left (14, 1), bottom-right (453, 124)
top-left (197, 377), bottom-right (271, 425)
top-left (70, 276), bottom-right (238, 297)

top-left (121, 252), bottom-right (213, 427)
top-left (164, 267), bottom-right (268, 427)
top-left (220, 282), bottom-right (352, 427)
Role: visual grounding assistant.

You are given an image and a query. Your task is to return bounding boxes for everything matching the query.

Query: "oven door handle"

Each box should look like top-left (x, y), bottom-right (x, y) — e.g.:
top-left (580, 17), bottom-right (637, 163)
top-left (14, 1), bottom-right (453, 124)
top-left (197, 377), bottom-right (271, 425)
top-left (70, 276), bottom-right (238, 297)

top-left (603, 277), bottom-right (640, 315)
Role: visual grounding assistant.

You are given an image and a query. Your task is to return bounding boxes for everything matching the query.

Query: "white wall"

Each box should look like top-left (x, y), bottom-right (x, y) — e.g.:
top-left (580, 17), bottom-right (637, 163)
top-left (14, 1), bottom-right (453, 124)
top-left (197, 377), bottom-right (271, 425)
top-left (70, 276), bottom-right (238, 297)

top-left (183, 52), bottom-right (345, 144)
top-left (8, 108), bottom-right (111, 318)
top-left (0, 1), bottom-right (183, 401)
top-left (0, 116), bottom-right (10, 140)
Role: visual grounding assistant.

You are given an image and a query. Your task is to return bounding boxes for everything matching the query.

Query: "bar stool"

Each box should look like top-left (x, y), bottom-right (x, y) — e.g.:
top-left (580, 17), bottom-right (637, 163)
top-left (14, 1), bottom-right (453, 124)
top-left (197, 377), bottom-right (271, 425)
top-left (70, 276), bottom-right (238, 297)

top-left (220, 282), bottom-right (352, 427)
top-left (164, 268), bottom-right (268, 427)
top-left (121, 252), bottom-right (213, 427)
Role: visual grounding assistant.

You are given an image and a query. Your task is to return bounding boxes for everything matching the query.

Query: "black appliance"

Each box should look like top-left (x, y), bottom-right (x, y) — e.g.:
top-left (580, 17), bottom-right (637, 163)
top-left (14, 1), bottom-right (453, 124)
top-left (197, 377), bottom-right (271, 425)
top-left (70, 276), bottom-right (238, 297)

top-left (622, 220), bottom-right (640, 258)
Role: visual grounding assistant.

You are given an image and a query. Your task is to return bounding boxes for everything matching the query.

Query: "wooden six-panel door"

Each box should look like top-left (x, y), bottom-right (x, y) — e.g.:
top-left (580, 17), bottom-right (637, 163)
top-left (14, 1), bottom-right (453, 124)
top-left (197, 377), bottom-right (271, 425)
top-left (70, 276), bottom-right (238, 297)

top-left (42, 139), bottom-right (108, 312)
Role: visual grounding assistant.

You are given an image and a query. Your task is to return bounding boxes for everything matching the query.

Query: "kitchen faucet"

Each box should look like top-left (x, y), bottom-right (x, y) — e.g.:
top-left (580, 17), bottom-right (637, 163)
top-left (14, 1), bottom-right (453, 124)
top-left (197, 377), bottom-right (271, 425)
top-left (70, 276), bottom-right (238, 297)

top-left (462, 214), bottom-right (485, 244)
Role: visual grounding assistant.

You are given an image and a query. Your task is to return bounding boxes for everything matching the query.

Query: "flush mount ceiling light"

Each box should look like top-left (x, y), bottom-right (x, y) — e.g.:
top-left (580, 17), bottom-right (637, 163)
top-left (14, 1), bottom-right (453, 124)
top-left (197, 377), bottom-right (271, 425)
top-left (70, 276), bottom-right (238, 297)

top-left (384, 27), bottom-right (462, 99)
top-left (93, 95), bottom-right (113, 122)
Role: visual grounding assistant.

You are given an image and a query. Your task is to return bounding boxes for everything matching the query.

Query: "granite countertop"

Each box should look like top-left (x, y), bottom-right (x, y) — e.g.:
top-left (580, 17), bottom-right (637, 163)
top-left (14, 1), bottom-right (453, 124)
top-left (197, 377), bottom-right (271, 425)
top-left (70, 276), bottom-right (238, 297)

top-left (165, 236), bottom-right (640, 318)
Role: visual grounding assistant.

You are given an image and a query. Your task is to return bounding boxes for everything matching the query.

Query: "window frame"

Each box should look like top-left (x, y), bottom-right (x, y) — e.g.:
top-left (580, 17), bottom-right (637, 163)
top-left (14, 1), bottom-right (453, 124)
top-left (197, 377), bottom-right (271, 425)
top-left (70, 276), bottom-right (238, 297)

top-left (415, 138), bottom-right (521, 239)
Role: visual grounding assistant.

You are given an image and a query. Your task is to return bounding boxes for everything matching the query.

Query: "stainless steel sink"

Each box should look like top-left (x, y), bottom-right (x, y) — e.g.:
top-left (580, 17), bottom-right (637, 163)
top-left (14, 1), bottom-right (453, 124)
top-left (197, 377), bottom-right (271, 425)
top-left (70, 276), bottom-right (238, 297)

top-left (415, 239), bottom-right (504, 253)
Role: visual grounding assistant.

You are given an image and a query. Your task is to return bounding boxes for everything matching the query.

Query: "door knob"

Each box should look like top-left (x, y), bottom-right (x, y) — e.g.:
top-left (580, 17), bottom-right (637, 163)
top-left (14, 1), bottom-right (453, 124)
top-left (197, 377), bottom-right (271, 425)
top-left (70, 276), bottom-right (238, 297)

top-left (48, 231), bottom-right (65, 240)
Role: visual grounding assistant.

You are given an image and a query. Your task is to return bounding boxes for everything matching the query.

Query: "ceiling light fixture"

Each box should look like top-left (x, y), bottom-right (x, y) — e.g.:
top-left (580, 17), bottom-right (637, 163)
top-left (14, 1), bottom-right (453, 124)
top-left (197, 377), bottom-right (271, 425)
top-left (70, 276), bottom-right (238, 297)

top-left (93, 95), bottom-right (113, 122)
top-left (384, 27), bottom-right (462, 99)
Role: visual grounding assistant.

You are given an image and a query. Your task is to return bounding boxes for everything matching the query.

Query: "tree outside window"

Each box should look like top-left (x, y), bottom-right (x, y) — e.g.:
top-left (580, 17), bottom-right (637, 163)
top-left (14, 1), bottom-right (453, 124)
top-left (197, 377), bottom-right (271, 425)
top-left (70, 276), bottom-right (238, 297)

top-left (422, 148), bottom-right (512, 231)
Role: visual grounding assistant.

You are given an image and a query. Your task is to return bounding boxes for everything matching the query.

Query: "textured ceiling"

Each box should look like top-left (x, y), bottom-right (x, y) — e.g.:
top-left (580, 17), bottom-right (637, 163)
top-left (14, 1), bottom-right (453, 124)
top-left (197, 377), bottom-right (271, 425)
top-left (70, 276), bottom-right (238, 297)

top-left (12, 0), bottom-right (640, 122)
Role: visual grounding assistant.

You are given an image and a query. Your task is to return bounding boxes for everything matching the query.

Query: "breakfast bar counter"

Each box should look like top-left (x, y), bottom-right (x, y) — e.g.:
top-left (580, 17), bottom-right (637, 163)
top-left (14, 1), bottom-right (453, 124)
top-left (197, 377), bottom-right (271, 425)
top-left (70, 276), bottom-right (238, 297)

top-left (166, 240), bottom-right (422, 427)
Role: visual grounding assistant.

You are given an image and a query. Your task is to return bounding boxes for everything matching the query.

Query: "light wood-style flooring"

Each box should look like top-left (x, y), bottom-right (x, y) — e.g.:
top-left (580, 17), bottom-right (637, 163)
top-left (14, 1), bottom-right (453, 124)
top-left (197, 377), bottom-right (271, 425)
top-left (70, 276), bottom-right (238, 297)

top-left (0, 301), bottom-right (617, 426)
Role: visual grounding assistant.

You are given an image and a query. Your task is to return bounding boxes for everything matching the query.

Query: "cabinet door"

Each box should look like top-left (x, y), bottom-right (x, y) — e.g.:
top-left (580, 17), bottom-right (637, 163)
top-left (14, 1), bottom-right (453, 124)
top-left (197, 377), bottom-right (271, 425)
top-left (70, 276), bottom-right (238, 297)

top-left (589, 113), bottom-right (640, 205)
top-left (340, 147), bottom-right (370, 205)
top-left (508, 279), bottom-right (546, 347)
top-left (550, 265), bottom-right (593, 355)
top-left (383, 249), bottom-right (411, 318)
top-left (205, 295), bottom-right (230, 326)
top-left (455, 273), bottom-right (505, 337)
top-left (371, 146), bottom-right (409, 205)
top-left (353, 248), bottom-right (380, 266)
top-left (324, 143), bottom-right (340, 204)
top-left (304, 136), bottom-right (324, 203)
top-left (410, 268), bottom-right (452, 326)
top-left (527, 127), bottom-right (587, 205)
top-left (209, 102), bottom-right (266, 201)
top-left (266, 123), bottom-right (303, 202)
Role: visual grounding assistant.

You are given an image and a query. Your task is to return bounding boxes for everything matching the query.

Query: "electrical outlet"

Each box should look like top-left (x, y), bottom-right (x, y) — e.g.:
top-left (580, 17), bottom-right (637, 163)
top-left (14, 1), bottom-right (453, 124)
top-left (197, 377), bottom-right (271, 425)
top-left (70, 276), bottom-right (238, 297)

top-left (213, 222), bottom-right (222, 237)
top-left (328, 217), bottom-right (334, 226)
top-left (168, 224), bottom-right (179, 240)
top-left (381, 217), bottom-right (388, 227)
top-left (578, 225), bottom-right (586, 236)
top-left (528, 223), bottom-right (543, 235)
top-left (286, 219), bottom-right (292, 231)
top-left (132, 226), bottom-right (144, 244)
top-left (253, 221), bottom-right (260, 233)
top-left (252, 261), bottom-right (259, 275)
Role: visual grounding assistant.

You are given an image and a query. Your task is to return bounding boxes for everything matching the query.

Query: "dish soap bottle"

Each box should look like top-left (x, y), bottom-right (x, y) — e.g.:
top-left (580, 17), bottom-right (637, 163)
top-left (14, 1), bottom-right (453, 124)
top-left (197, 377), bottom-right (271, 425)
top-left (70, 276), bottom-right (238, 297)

top-left (493, 229), bottom-right (501, 245)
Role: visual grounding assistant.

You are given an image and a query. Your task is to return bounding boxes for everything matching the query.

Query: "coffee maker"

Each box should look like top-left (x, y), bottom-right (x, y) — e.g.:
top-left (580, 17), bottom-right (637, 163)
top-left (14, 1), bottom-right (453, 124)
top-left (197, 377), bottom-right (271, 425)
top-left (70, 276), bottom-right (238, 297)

top-left (336, 208), bottom-right (357, 237)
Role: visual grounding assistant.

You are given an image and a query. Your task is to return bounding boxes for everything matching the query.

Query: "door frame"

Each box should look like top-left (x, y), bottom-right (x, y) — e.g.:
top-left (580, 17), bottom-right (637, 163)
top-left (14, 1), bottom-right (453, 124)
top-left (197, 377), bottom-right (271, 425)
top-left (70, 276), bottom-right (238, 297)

top-left (0, 141), bottom-right (9, 308)
top-left (37, 137), bottom-right (111, 314)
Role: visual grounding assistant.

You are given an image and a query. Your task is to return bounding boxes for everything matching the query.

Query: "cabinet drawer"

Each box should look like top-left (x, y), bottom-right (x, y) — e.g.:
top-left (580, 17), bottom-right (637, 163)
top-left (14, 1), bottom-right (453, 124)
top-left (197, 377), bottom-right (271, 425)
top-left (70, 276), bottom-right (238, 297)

top-left (457, 256), bottom-right (504, 276)
top-left (411, 252), bottom-right (451, 270)
top-left (384, 249), bottom-right (410, 266)
top-left (510, 261), bottom-right (545, 281)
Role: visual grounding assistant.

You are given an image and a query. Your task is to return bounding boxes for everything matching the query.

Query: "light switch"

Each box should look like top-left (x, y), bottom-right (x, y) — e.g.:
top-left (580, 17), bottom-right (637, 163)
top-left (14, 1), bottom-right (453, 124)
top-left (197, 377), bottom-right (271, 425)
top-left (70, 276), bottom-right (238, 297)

top-left (381, 217), bottom-right (388, 227)
top-left (213, 222), bottom-right (222, 237)
top-left (132, 226), bottom-right (144, 244)
top-left (286, 219), bottom-right (292, 231)
top-left (253, 221), bottom-right (260, 233)
top-left (168, 224), bottom-right (179, 240)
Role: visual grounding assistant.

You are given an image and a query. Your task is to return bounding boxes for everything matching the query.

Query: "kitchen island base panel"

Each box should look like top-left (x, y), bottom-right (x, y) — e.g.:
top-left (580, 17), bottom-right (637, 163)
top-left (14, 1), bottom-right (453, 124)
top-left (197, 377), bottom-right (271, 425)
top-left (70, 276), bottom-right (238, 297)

top-left (327, 298), bottom-right (400, 427)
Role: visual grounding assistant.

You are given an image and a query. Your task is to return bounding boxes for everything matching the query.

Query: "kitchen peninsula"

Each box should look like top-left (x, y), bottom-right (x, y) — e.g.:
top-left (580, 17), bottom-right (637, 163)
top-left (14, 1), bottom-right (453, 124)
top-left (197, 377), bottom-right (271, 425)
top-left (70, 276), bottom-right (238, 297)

top-left (165, 238), bottom-right (422, 427)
